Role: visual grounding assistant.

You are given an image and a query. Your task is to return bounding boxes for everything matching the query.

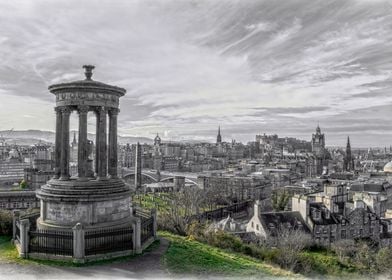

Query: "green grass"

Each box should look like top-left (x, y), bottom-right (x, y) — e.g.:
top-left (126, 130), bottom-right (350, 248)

top-left (299, 250), bottom-right (358, 277)
top-left (133, 193), bottom-right (172, 211)
top-left (160, 231), bottom-right (296, 278)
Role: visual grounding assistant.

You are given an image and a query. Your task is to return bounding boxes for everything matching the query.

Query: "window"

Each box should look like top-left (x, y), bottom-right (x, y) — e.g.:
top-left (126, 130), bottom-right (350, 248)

top-left (256, 224), bottom-right (259, 231)
top-left (341, 230), bottom-right (346, 239)
top-left (251, 222), bottom-right (254, 228)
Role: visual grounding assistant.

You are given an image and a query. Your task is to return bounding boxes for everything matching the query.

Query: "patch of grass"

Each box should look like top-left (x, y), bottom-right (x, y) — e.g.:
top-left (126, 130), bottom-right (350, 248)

top-left (300, 250), bottom-right (358, 277)
top-left (160, 231), bottom-right (296, 278)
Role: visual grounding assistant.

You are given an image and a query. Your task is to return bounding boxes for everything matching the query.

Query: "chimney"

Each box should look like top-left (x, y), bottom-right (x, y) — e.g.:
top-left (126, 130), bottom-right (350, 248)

top-left (254, 200), bottom-right (262, 216)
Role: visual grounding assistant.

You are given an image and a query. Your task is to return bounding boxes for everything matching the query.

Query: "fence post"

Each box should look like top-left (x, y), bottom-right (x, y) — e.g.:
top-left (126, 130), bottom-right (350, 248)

top-left (73, 223), bottom-right (85, 263)
top-left (12, 210), bottom-right (20, 242)
top-left (134, 217), bottom-right (142, 254)
top-left (19, 219), bottom-right (30, 258)
top-left (151, 208), bottom-right (157, 239)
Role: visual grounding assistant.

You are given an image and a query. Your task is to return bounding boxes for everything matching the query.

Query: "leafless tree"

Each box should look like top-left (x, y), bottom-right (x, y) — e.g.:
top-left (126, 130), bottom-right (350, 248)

top-left (330, 239), bottom-right (356, 263)
top-left (160, 186), bottom-right (205, 235)
top-left (267, 226), bottom-right (312, 271)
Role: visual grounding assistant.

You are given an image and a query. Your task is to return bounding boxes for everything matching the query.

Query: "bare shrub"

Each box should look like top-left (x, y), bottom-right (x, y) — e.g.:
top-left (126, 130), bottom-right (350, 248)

top-left (267, 226), bottom-right (312, 271)
top-left (330, 239), bottom-right (356, 263)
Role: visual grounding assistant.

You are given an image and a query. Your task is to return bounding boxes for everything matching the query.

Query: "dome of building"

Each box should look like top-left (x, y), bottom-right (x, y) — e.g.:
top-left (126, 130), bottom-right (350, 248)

top-left (384, 161), bottom-right (392, 173)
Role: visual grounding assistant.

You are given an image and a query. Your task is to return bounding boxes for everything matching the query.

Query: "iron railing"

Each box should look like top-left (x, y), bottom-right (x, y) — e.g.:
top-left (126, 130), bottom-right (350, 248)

top-left (85, 227), bottom-right (133, 256)
top-left (29, 229), bottom-right (73, 256)
top-left (141, 217), bottom-right (154, 244)
top-left (191, 200), bottom-right (252, 222)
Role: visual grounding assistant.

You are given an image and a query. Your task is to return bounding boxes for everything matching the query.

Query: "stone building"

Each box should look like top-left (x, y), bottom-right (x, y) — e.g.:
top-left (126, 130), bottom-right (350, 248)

top-left (246, 200), bottom-right (310, 239)
top-left (198, 173), bottom-right (272, 204)
top-left (310, 125), bottom-right (331, 176)
top-left (291, 181), bottom-right (381, 245)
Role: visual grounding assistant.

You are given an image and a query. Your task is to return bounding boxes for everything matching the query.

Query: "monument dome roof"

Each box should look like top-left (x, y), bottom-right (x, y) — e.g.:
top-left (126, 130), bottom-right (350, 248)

top-left (384, 161), bottom-right (392, 173)
top-left (48, 65), bottom-right (126, 96)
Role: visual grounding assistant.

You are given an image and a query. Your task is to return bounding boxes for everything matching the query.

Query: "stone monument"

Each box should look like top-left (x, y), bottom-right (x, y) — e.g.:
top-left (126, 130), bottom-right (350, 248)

top-left (36, 65), bottom-right (132, 231)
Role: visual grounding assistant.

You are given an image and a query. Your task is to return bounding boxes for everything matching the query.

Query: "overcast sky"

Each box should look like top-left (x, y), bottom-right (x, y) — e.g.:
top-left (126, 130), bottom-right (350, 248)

top-left (1, 0), bottom-right (392, 147)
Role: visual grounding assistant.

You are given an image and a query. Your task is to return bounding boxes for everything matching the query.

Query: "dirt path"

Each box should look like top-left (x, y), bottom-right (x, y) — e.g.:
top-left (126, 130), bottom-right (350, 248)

top-left (0, 238), bottom-right (172, 280)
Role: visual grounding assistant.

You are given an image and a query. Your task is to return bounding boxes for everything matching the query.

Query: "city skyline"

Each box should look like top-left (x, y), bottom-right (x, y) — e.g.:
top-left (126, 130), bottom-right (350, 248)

top-left (1, 0), bottom-right (392, 146)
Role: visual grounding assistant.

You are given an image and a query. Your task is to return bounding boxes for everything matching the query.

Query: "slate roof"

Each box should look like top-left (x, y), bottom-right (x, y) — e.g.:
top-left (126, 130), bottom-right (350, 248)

top-left (258, 211), bottom-right (310, 236)
top-left (350, 182), bottom-right (391, 193)
top-left (309, 202), bottom-right (339, 225)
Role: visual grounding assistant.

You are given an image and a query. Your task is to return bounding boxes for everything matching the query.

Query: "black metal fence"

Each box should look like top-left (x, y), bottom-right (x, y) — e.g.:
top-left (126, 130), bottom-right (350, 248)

top-left (29, 229), bottom-right (73, 256)
top-left (141, 217), bottom-right (154, 244)
top-left (85, 227), bottom-right (133, 256)
top-left (191, 200), bottom-right (252, 222)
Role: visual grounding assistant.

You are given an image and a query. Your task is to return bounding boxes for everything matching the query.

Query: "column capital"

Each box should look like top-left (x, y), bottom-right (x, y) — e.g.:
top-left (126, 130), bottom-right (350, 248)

top-left (60, 106), bottom-right (72, 115)
top-left (108, 108), bottom-right (120, 116)
top-left (97, 106), bottom-right (109, 113)
top-left (77, 105), bottom-right (89, 114)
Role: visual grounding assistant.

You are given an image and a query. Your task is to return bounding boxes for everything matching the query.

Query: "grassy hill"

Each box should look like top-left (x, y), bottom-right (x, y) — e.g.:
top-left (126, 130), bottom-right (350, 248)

top-left (160, 231), bottom-right (297, 278)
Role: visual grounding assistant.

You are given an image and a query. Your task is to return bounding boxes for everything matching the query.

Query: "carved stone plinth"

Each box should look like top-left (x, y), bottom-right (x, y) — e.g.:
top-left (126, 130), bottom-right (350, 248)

top-left (36, 178), bottom-right (131, 231)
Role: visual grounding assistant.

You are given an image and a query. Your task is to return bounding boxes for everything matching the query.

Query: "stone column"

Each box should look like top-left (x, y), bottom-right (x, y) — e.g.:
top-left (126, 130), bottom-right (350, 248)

top-left (133, 217), bottom-right (142, 254)
top-left (73, 223), bottom-right (85, 263)
top-left (97, 106), bottom-right (107, 180)
top-left (78, 106), bottom-right (89, 180)
top-left (108, 108), bottom-right (119, 178)
top-left (12, 210), bottom-right (20, 242)
top-left (60, 107), bottom-right (71, 180)
top-left (95, 108), bottom-right (100, 176)
top-left (151, 208), bottom-right (157, 239)
top-left (54, 107), bottom-right (62, 179)
top-left (19, 219), bottom-right (30, 258)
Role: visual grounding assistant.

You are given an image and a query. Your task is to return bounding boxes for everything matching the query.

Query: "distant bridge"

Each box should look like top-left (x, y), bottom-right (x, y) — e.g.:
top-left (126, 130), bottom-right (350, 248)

top-left (120, 168), bottom-right (199, 185)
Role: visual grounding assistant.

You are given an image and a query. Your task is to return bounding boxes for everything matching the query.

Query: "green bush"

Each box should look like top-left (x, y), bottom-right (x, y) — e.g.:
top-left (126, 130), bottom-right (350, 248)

top-left (0, 210), bottom-right (13, 236)
top-left (205, 230), bottom-right (244, 252)
top-left (19, 179), bottom-right (27, 189)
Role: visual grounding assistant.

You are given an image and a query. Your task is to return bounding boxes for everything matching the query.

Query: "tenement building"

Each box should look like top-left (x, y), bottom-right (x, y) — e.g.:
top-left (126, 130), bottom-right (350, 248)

top-left (291, 181), bottom-right (383, 245)
top-left (244, 179), bottom-right (392, 246)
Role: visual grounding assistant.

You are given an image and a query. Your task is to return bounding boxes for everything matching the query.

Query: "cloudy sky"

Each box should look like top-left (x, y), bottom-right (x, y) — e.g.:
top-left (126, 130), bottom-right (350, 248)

top-left (1, 0), bottom-right (392, 147)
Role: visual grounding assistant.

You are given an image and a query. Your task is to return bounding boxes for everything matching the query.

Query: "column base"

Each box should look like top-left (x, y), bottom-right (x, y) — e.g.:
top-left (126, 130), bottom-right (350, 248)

top-left (77, 177), bottom-right (89, 182)
top-left (97, 176), bottom-right (108, 181)
top-left (59, 176), bottom-right (70, 181)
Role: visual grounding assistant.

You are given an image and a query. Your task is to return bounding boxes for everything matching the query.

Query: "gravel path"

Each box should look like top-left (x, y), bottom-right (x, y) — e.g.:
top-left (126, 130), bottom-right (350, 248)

top-left (0, 239), bottom-right (172, 280)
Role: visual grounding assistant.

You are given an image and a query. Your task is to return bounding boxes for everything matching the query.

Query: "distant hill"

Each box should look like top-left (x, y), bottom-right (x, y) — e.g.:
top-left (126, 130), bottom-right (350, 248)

top-left (0, 130), bottom-right (153, 145)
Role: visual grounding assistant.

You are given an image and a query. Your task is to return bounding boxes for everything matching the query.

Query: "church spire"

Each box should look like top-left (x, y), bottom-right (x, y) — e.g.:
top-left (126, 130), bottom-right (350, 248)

top-left (216, 126), bottom-right (222, 144)
top-left (316, 123), bottom-right (321, 134)
top-left (344, 136), bottom-right (353, 171)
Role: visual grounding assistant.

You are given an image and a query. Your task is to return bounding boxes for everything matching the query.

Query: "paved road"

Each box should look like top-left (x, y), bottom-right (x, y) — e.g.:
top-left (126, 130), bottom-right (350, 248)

top-left (0, 239), bottom-right (172, 280)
